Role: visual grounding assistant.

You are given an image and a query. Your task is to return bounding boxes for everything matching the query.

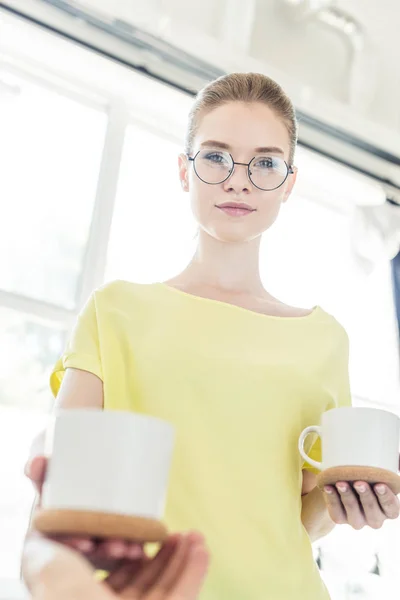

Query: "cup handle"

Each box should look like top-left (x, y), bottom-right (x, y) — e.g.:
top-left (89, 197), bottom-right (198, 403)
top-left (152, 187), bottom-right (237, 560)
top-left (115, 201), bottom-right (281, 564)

top-left (298, 426), bottom-right (323, 471)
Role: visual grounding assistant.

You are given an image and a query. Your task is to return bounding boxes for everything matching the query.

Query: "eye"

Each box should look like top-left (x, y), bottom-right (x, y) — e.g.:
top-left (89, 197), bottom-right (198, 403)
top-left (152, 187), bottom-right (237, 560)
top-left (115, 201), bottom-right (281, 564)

top-left (205, 152), bottom-right (228, 163)
top-left (200, 150), bottom-right (231, 168)
top-left (253, 156), bottom-right (275, 169)
top-left (206, 152), bottom-right (223, 162)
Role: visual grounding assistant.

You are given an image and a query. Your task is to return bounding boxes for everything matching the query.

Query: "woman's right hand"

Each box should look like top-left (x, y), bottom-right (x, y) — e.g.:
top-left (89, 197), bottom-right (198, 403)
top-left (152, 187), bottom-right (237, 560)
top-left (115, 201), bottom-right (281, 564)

top-left (25, 455), bottom-right (145, 572)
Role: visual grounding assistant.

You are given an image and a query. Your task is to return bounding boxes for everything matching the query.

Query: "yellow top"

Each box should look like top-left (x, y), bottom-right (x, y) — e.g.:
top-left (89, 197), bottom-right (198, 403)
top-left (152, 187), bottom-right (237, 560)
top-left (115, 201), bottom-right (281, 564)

top-left (50, 280), bottom-right (352, 600)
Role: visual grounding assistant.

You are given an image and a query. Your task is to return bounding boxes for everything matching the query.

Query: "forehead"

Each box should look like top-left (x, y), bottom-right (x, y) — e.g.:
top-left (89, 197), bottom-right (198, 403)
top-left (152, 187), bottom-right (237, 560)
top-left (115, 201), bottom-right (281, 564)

top-left (194, 101), bottom-right (290, 155)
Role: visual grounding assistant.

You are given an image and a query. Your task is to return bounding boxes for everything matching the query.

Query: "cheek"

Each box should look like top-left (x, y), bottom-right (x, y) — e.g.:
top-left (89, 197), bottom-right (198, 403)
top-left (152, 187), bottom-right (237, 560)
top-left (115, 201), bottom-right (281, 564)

top-left (257, 191), bottom-right (285, 223)
top-left (189, 179), bottom-right (218, 214)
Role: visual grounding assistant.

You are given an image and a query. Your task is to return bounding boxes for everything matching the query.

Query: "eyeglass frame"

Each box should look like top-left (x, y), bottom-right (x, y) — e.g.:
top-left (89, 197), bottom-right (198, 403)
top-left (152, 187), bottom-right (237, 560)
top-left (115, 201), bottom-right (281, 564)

top-left (186, 150), bottom-right (294, 192)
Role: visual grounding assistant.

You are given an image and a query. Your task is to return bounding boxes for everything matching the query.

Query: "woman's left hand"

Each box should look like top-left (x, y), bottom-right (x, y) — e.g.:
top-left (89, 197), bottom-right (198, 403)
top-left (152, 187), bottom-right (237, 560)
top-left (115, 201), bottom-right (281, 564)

top-left (324, 480), bottom-right (400, 530)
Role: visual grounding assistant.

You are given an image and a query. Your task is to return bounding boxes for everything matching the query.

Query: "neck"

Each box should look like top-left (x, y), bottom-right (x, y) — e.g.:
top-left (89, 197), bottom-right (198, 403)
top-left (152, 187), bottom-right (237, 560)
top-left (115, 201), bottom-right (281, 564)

top-left (181, 229), bottom-right (264, 295)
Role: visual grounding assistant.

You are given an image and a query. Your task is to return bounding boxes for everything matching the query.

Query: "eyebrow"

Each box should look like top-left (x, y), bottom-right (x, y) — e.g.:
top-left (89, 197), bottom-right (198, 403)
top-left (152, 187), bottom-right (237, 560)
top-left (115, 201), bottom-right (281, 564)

top-left (200, 140), bottom-right (285, 155)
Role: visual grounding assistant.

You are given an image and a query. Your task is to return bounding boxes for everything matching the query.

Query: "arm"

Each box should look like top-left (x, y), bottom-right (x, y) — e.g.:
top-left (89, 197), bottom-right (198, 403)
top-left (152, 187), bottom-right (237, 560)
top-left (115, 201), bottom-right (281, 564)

top-left (25, 367), bottom-right (103, 489)
top-left (301, 469), bottom-right (335, 543)
top-left (27, 367), bottom-right (103, 462)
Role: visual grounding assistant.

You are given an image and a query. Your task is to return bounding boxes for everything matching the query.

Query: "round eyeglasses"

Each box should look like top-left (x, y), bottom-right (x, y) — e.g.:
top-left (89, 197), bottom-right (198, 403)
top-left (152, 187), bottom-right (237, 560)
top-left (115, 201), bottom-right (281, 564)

top-left (187, 149), bottom-right (294, 191)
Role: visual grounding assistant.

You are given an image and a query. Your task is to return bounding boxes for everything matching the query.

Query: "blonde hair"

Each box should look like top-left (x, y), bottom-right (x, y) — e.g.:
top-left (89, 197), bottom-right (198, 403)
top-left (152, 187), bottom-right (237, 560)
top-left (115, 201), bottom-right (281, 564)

top-left (185, 72), bottom-right (298, 165)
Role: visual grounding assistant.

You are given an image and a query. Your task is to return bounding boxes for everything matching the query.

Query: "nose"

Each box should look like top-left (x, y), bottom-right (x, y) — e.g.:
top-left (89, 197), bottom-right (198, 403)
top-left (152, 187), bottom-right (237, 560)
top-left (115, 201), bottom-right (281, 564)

top-left (223, 163), bottom-right (251, 194)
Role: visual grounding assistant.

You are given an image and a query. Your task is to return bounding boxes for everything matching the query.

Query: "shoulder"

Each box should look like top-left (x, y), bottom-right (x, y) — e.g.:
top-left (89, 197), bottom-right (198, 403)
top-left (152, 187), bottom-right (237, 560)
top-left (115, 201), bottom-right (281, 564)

top-left (316, 306), bottom-right (350, 351)
top-left (318, 307), bottom-right (348, 334)
top-left (90, 280), bottom-right (160, 312)
top-left (94, 279), bottom-right (139, 300)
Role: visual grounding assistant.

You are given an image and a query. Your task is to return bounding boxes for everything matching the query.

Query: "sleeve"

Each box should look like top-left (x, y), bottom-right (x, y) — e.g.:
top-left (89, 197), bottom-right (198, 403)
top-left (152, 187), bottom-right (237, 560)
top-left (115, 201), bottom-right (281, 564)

top-left (303, 326), bottom-right (352, 475)
top-left (50, 291), bottom-right (103, 398)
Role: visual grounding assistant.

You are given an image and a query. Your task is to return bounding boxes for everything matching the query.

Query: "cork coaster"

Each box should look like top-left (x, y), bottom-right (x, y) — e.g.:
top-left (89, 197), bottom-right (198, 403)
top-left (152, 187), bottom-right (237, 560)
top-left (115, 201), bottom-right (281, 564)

top-left (33, 509), bottom-right (168, 543)
top-left (317, 466), bottom-right (400, 495)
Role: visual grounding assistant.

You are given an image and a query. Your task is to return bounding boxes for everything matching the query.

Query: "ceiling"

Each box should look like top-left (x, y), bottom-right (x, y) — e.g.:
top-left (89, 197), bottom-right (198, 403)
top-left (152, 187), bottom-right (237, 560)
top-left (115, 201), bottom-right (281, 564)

top-left (1, 0), bottom-right (399, 174)
top-left (72, 0), bottom-right (400, 134)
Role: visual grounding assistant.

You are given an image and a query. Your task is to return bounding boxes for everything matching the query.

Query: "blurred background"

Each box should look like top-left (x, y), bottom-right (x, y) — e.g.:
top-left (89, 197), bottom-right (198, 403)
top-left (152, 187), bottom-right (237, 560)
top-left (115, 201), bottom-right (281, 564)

top-left (0, 1), bottom-right (399, 598)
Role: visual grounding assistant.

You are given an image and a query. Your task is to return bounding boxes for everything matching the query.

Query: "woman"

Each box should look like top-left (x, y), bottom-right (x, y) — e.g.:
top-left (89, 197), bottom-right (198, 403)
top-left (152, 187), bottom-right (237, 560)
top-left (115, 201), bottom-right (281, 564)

top-left (25, 72), bottom-right (399, 599)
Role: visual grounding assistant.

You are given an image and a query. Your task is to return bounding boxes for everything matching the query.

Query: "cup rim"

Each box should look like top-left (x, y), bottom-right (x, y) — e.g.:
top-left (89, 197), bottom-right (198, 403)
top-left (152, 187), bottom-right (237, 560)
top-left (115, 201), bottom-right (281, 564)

top-left (326, 406), bottom-right (399, 419)
top-left (51, 408), bottom-right (175, 431)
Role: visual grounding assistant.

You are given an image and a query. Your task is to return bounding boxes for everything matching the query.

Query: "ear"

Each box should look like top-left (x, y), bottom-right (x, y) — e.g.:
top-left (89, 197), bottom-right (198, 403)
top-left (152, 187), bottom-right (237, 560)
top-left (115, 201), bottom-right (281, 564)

top-left (282, 165), bottom-right (298, 203)
top-left (178, 153), bottom-right (189, 192)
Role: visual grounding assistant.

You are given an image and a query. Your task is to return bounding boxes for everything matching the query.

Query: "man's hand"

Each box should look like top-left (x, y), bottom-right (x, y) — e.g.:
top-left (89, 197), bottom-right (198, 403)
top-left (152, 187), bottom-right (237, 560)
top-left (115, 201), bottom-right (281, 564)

top-left (23, 532), bottom-right (209, 600)
top-left (323, 481), bottom-right (400, 530)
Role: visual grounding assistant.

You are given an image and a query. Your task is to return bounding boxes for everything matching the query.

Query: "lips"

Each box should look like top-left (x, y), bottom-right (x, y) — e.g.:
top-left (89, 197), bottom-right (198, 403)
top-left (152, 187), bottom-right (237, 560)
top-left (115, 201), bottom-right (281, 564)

top-left (216, 202), bottom-right (255, 211)
top-left (216, 204), bottom-right (255, 217)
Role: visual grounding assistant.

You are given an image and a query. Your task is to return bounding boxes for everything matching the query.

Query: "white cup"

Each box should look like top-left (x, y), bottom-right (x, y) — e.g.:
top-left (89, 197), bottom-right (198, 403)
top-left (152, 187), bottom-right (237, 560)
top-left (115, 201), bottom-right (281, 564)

top-left (42, 409), bottom-right (174, 520)
top-left (298, 407), bottom-right (400, 473)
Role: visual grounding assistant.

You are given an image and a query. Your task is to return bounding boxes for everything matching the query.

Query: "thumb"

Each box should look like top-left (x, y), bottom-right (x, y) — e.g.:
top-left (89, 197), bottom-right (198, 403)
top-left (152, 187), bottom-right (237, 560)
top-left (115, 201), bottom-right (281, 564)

top-left (24, 455), bottom-right (47, 495)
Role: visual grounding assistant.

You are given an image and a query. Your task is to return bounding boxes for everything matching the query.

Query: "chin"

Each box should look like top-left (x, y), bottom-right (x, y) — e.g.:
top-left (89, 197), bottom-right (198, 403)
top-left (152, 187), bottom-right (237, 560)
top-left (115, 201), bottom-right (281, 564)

top-left (204, 223), bottom-right (262, 243)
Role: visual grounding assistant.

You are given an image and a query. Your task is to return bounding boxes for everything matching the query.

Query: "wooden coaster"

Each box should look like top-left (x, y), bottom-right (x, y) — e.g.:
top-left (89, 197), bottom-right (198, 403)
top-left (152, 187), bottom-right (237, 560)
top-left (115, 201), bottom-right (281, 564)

top-left (33, 509), bottom-right (168, 543)
top-left (317, 465), bottom-right (400, 495)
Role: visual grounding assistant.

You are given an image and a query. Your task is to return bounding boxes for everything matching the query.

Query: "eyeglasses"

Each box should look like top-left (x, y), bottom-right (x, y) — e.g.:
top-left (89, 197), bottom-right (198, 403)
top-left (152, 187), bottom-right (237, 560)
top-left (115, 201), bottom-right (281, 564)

top-left (187, 149), bottom-right (294, 191)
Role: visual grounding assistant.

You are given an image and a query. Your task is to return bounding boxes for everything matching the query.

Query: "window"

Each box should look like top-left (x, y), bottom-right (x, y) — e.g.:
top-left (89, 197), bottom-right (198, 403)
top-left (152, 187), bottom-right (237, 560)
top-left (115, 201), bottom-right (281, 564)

top-left (264, 147), bottom-right (400, 407)
top-left (0, 63), bottom-right (107, 581)
top-left (0, 307), bottom-right (66, 410)
top-left (0, 70), bottom-right (107, 309)
top-left (105, 123), bottom-right (197, 284)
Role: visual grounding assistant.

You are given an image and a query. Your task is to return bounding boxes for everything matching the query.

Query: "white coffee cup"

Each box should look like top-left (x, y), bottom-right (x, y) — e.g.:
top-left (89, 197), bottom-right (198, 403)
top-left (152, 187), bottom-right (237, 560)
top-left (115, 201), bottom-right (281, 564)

top-left (42, 409), bottom-right (174, 520)
top-left (298, 407), bottom-right (400, 472)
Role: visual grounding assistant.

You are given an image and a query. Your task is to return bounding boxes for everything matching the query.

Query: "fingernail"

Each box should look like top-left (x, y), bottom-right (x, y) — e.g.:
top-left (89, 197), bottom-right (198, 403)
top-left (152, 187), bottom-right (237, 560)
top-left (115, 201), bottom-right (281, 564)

top-left (110, 545), bottom-right (126, 558)
top-left (375, 485), bottom-right (386, 495)
top-left (324, 486), bottom-right (333, 494)
top-left (354, 484), bottom-right (366, 493)
top-left (189, 542), bottom-right (205, 556)
top-left (128, 545), bottom-right (143, 559)
top-left (76, 540), bottom-right (93, 552)
top-left (186, 531), bottom-right (204, 543)
top-left (337, 484), bottom-right (347, 493)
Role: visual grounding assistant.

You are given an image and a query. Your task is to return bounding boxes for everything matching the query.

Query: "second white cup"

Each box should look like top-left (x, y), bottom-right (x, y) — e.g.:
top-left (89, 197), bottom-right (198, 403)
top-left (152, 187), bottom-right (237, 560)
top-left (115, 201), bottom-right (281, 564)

top-left (298, 407), bottom-right (400, 473)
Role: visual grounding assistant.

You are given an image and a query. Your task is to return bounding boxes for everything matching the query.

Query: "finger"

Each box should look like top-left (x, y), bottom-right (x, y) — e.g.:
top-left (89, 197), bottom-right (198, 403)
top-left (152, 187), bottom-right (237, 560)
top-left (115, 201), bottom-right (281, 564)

top-left (126, 543), bottom-right (145, 560)
top-left (147, 533), bottom-right (200, 597)
top-left (373, 484), bottom-right (400, 520)
top-left (101, 543), bottom-right (145, 592)
top-left (104, 557), bottom-right (148, 593)
top-left (335, 482), bottom-right (366, 530)
top-left (353, 482), bottom-right (386, 529)
top-left (52, 535), bottom-right (95, 554)
top-left (25, 456), bottom-right (47, 495)
top-left (78, 539), bottom-right (127, 572)
top-left (47, 536), bottom-right (123, 572)
top-left (167, 541), bottom-right (209, 600)
top-left (120, 535), bottom-right (180, 597)
top-left (323, 486), bottom-right (347, 525)
top-left (89, 539), bottom-right (144, 571)
top-left (95, 539), bottom-right (133, 560)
